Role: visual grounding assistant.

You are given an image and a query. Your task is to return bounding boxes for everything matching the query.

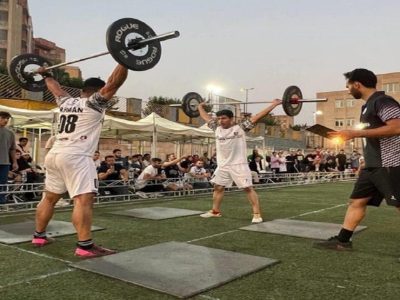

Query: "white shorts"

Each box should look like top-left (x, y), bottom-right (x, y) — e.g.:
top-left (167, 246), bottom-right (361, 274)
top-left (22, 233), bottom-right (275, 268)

top-left (45, 153), bottom-right (98, 198)
top-left (210, 164), bottom-right (253, 188)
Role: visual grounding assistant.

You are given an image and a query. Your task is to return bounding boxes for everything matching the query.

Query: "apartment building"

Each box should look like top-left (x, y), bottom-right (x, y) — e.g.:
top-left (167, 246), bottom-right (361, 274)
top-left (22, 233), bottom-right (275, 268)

top-left (314, 72), bottom-right (400, 151)
top-left (0, 0), bottom-right (33, 66)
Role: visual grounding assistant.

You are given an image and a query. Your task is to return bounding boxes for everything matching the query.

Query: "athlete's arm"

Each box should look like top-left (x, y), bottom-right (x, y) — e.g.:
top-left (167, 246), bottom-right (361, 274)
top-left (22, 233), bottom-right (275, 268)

top-left (198, 102), bottom-right (212, 123)
top-left (250, 99), bottom-right (282, 124)
top-left (99, 64), bottom-right (128, 100)
top-left (37, 67), bottom-right (69, 98)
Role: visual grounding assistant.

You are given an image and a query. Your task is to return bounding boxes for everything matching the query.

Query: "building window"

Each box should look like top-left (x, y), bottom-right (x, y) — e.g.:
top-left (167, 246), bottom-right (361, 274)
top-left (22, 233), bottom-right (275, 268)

top-left (0, 12), bottom-right (8, 24)
top-left (346, 119), bottom-right (355, 127)
top-left (346, 99), bottom-right (355, 107)
top-left (0, 48), bottom-right (6, 60)
top-left (383, 83), bottom-right (400, 93)
top-left (0, 29), bottom-right (7, 41)
top-left (335, 100), bottom-right (344, 108)
top-left (335, 119), bottom-right (344, 127)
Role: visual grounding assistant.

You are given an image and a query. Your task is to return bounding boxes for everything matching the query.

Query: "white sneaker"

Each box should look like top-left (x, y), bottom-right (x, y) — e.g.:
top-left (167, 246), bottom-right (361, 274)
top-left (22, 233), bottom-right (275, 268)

top-left (135, 191), bottom-right (148, 199)
top-left (55, 199), bottom-right (70, 207)
top-left (251, 215), bottom-right (263, 224)
top-left (200, 210), bottom-right (222, 218)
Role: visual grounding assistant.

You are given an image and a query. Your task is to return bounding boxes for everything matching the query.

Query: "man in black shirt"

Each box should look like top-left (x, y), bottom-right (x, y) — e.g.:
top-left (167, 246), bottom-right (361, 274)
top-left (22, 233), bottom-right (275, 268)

top-left (314, 69), bottom-right (400, 255)
top-left (335, 149), bottom-right (347, 171)
top-left (98, 155), bottom-right (129, 195)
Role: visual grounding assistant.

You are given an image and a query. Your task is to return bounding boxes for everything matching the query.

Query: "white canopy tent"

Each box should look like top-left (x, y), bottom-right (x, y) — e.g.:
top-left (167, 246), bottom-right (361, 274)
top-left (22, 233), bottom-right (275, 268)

top-left (0, 104), bottom-right (217, 157)
top-left (0, 103), bottom-right (265, 158)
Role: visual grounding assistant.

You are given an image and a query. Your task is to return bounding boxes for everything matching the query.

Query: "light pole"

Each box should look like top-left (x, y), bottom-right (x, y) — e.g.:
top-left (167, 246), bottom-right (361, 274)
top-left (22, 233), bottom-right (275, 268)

top-left (312, 110), bottom-right (323, 147)
top-left (206, 84), bottom-right (223, 110)
top-left (240, 87), bottom-right (254, 113)
top-left (313, 110), bottom-right (323, 124)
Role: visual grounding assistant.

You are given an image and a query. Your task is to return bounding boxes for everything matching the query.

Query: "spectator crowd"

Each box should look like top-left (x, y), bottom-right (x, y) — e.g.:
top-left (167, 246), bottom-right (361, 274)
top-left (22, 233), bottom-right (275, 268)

top-left (1, 110), bottom-right (364, 203)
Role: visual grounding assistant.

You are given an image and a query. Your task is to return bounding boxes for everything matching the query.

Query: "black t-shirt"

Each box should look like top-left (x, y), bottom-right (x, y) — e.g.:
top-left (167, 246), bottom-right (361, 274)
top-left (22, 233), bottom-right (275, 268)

top-left (326, 155), bottom-right (337, 168)
top-left (336, 154), bottom-right (347, 166)
top-left (305, 154), bottom-right (315, 165)
top-left (164, 165), bottom-right (180, 178)
top-left (286, 155), bottom-right (295, 164)
top-left (98, 164), bottom-right (125, 180)
top-left (360, 91), bottom-right (400, 168)
top-left (115, 157), bottom-right (128, 169)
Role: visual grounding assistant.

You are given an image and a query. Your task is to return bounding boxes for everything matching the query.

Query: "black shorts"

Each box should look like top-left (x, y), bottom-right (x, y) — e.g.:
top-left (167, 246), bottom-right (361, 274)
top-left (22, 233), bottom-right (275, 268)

top-left (350, 167), bottom-right (400, 207)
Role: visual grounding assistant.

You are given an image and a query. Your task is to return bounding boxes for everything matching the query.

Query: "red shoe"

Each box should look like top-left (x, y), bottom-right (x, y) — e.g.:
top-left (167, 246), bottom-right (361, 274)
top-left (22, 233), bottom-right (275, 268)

top-left (32, 237), bottom-right (55, 247)
top-left (74, 244), bottom-right (117, 258)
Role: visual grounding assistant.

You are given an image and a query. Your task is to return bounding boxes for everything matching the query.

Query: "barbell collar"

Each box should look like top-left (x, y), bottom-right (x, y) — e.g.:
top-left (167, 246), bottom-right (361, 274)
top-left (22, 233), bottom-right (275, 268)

top-left (38, 31), bottom-right (180, 73)
top-left (127, 31), bottom-right (180, 50)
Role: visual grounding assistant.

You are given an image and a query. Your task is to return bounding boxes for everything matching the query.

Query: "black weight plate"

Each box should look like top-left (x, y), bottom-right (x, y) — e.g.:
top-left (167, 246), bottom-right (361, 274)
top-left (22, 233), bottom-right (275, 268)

top-left (282, 85), bottom-right (303, 116)
top-left (106, 18), bottom-right (162, 71)
top-left (8, 54), bottom-right (51, 92)
top-left (182, 92), bottom-right (203, 118)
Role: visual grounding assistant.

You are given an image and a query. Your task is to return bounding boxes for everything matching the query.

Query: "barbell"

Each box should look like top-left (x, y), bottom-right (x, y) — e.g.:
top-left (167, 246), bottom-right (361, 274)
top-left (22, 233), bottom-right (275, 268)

top-left (8, 18), bottom-right (180, 92)
top-left (170, 86), bottom-right (327, 118)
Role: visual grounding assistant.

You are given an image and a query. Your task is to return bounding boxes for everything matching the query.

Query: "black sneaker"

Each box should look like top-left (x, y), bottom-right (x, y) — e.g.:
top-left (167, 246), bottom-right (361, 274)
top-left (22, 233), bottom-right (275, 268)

top-left (313, 236), bottom-right (353, 251)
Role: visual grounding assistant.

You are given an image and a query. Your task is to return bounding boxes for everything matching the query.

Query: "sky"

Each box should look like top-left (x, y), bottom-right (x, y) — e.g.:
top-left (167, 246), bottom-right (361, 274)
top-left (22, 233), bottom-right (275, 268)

top-left (29, 0), bottom-right (400, 124)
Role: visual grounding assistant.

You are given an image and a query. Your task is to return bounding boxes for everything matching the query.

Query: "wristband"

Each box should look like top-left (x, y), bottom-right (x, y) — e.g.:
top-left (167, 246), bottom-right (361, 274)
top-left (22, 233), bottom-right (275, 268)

top-left (41, 72), bottom-right (53, 79)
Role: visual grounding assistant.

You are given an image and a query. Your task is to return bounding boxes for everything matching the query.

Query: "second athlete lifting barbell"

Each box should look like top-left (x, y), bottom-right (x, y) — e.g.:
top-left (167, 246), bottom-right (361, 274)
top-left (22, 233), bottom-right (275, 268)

top-left (171, 86), bottom-right (328, 118)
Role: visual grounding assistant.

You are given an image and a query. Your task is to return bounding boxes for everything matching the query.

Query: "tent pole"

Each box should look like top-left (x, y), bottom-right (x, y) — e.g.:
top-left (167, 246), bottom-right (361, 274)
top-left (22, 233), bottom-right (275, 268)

top-left (37, 128), bottom-right (42, 165)
top-left (151, 113), bottom-right (157, 157)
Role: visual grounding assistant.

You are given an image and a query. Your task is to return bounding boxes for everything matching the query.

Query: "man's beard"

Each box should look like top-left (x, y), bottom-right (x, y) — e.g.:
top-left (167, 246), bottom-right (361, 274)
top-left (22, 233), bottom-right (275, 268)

top-left (350, 88), bottom-right (362, 99)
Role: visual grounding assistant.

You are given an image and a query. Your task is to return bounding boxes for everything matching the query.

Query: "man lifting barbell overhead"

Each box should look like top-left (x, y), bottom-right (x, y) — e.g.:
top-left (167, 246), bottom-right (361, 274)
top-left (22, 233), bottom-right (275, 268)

top-left (314, 68), bottom-right (400, 254)
top-left (198, 97), bottom-right (282, 223)
top-left (32, 63), bottom-right (128, 258)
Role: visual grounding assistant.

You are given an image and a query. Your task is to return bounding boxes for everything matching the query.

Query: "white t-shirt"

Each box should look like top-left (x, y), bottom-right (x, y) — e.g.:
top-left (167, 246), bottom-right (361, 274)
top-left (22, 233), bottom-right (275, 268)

top-left (50, 93), bottom-right (116, 156)
top-left (208, 118), bottom-right (255, 168)
top-left (135, 165), bottom-right (158, 189)
top-left (189, 166), bottom-right (207, 182)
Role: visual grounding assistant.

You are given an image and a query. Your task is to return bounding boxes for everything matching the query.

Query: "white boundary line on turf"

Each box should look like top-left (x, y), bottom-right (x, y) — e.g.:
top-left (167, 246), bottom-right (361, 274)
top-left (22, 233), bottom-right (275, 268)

top-left (0, 268), bottom-right (75, 290)
top-left (286, 203), bottom-right (347, 219)
top-left (0, 243), bottom-right (72, 264)
top-left (187, 203), bottom-right (347, 244)
top-left (186, 229), bottom-right (239, 243)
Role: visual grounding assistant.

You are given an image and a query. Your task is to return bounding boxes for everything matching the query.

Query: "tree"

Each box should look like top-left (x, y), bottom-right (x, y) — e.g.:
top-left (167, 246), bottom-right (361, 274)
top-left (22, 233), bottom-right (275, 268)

top-left (142, 96), bottom-right (181, 118)
top-left (65, 77), bottom-right (84, 89)
top-left (258, 113), bottom-right (280, 126)
top-left (290, 124), bottom-right (308, 131)
top-left (53, 67), bottom-right (70, 86)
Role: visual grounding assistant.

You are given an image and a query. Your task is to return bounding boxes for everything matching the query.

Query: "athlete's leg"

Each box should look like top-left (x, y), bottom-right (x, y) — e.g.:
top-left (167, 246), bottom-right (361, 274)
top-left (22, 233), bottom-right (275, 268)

top-left (243, 186), bottom-right (261, 215)
top-left (342, 197), bottom-right (370, 231)
top-left (35, 191), bottom-right (63, 232)
top-left (72, 192), bottom-right (95, 241)
top-left (212, 184), bottom-right (225, 212)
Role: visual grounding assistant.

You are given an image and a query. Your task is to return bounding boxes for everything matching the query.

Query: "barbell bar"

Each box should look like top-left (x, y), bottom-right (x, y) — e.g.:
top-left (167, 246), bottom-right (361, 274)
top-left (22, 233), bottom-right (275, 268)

top-left (169, 98), bottom-right (326, 106)
top-left (8, 18), bottom-right (180, 92)
top-left (171, 86), bottom-right (328, 118)
top-left (34, 31), bottom-right (180, 73)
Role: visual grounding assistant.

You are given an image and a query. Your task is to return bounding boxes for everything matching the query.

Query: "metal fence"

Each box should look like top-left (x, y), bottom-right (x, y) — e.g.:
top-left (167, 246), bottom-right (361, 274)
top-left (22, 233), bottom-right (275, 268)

top-left (0, 171), bottom-right (356, 213)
